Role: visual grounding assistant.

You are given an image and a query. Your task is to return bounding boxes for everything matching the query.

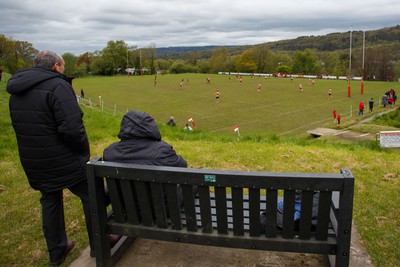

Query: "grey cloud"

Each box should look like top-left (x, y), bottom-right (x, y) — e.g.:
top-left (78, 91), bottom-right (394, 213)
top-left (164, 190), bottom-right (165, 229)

top-left (1, 0), bottom-right (399, 55)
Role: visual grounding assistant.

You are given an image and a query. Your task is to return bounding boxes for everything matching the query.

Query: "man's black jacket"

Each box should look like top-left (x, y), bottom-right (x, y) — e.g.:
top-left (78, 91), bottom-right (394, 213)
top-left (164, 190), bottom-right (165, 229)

top-left (7, 67), bottom-right (89, 192)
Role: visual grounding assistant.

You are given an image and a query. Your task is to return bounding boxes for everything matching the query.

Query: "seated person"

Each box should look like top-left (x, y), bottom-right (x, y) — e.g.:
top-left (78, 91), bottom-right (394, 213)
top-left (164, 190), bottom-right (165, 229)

top-left (103, 110), bottom-right (186, 167)
top-left (184, 123), bottom-right (193, 131)
top-left (103, 110), bottom-right (187, 215)
top-left (167, 116), bottom-right (176, 126)
top-left (260, 192), bottom-right (320, 233)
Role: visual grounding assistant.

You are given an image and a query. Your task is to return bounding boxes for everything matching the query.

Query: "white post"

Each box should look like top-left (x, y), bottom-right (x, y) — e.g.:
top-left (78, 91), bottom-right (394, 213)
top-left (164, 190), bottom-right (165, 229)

top-left (349, 30), bottom-right (352, 76)
top-left (101, 100), bottom-right (104, 112)
top-left (362, 30), bottom-right (365, 71)
top-left (114, 104), bottom-right (117, 116)
top-left (89, 98), bottom-right (92, 107)
top-left (350, 105), bottom-right (352, 117)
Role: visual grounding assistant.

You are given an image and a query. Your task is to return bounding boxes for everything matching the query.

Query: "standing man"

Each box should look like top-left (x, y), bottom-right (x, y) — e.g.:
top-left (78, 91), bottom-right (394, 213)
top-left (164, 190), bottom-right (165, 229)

top-left (0, 65), bottom-right (3, 81)
top-left (369, 98), bottom-right (374, 112)
top-left (7, 51), bottom-right (92, 266)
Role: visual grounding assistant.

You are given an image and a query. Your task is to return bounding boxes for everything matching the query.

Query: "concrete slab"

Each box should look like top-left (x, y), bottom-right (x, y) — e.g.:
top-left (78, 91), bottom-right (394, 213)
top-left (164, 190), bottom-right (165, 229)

top-left (69, 223), bottom-right (374, 267)
top-left (307, 127), bottom-right (346, 137)
top-left (307, 128), bottom-right (377, 141)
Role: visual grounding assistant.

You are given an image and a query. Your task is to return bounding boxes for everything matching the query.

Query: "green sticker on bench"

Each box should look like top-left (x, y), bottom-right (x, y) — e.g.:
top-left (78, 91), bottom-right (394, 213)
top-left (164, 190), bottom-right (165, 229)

top-left (204, 174), bottom-right (216, 183)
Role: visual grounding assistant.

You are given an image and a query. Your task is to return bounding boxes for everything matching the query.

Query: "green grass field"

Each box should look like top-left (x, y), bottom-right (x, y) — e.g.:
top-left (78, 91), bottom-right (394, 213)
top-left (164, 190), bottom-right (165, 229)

top-left (1, 72), bottom-right (400, 266)
top-left (74, 74), bottom-right (396, 137)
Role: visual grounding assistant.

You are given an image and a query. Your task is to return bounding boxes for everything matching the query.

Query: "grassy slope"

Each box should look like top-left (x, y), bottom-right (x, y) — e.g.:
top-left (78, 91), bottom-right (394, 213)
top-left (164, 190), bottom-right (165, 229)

top-left (1, 73), bottom-right (400, 266)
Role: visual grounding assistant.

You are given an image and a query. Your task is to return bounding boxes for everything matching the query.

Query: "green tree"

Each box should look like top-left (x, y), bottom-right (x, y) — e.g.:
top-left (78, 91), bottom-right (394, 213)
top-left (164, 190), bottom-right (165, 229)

top-left (185, 51), bottom-right (201, 66)
top-left (62, 53), bottom-right (78, 76)
top-left (0, 36), bottom-right (17, 73)
top-left (317, 51), bottom-right (340, 75)
top-left (291, 49), bottom-right (319, 74)
top-left (147, 43), bottom-right (157, 74)
top-left (90, 51), bottom-right (106, 75)
top-left (156, 59), bottom-right (174, 72)
top-left (235, 50), bottom-right (257, 73)
top-left (77, 52), bottom-right (92, 74)
top-left (251, 44), bottom-right (271, 73)
top-left (15, 41), bottom-right (37, 69)
top-left (276, 65), bottom-right (291, 74)
top-left (102, 40), bottom-right (128, 75)
top-left (264, 53), bottom-right (292, 73)
top-left (197, 59), bottom-right (210, 73)
top-left (168, 60), bottom-right (199, 74)
top-left (209, 47), bottom-right (230, 73)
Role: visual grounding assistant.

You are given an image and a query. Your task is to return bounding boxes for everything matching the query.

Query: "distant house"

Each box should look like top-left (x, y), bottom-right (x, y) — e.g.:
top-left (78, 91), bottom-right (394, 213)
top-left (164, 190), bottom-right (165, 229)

top-left (125, 67), bottom-right (150, 75)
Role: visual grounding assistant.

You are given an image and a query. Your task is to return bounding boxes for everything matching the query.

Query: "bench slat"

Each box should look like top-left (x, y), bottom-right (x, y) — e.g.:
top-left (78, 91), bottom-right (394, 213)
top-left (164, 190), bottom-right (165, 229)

top-left (265, 189), bottom-right (278, 237)
top-left (107, 221), bottom-right (337, 254)
top-left (165, 184), bottom-right (183, 230)
top-left (215, 187), bottom-right (228, 234)
top-left (249, 188), bottom-right (261, 237)
top-left (232, 188), bottom-right (244, 236)
top-left (106, 178), bottom-right (125, 223)
top-left (316, 191), bottom-right (332, 241)
top-left (181, 185), bottom-right (197, 232)
top-left (134, 181), bottom-right (153, 227)
top-left (198, 186), bottom-right (213, 233)
top-left (149, 183), bottom-right (168, 228)
top-left (299, 191), bottom-right (314, 239)
top-left (282, 190), bottom-right (295, 239)
top-left (121, 180), bottom-right (140, 224)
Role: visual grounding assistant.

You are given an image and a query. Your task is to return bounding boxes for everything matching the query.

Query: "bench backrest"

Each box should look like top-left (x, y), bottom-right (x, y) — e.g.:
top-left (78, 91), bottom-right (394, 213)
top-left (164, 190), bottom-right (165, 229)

top-left (87, 157), bottom-right (354, 266)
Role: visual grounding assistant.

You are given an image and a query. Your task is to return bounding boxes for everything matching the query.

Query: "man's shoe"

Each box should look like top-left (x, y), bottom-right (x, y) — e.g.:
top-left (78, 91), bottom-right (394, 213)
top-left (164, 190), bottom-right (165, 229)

top-left (108, 234), bottom-right (122, 248)
top-left (50, 240), bottom-right (75, 266)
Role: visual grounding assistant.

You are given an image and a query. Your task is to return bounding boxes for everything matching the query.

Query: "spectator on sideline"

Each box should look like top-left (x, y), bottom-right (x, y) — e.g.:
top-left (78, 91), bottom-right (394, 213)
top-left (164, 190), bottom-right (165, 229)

top-left (184, 123), bottom-right (193, 131)
top-left (6, 50), bottom-right (92, 266)
top-left (369, 98), bottom-right (374, 112)
top-left (359, 101), bottom-right (365, 116)
top-left (167, 116), bottom-right (176, 126)
top-left (332, 109), bottom-right (337, 122)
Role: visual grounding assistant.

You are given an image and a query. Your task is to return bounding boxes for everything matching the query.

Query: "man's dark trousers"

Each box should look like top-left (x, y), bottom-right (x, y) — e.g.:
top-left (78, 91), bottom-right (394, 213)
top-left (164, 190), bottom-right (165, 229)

top-left (40, 179), bottom-right (93, 262)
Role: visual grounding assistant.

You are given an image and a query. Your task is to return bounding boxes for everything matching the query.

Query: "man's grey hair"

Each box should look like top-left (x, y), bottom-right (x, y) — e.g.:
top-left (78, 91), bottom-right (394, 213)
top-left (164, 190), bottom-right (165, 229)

top-left (34, 50), bottom-right (63, 69)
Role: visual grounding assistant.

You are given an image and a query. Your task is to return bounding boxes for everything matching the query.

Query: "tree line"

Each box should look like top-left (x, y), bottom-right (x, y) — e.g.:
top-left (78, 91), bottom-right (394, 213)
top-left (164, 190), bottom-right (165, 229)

top-left (1, 26), bottom-right (399, 81)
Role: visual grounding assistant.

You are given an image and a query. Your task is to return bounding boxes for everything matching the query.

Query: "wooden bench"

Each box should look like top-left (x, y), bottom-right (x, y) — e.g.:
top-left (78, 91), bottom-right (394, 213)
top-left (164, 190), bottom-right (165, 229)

top-left (87, 157), bottom-right (354, 267)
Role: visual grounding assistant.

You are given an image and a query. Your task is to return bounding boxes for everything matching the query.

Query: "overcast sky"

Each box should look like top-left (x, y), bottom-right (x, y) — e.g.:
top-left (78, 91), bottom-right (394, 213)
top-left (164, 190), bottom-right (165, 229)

top-left (1, 0), bottom-right (399, 56)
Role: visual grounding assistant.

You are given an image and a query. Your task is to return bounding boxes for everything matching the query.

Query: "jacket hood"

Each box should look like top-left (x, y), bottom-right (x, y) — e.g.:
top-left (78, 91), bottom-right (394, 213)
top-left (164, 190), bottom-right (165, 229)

top-left (6, 68), bottom-right (73, 95)
top-left (118, 110), bottom-right (162, 141)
